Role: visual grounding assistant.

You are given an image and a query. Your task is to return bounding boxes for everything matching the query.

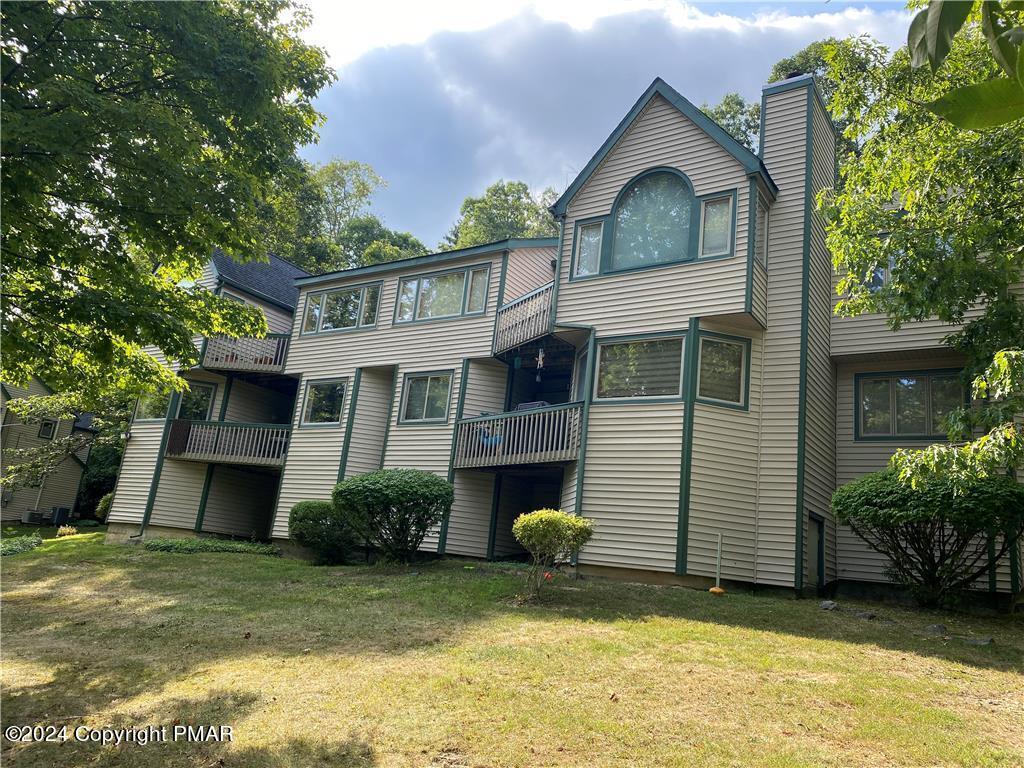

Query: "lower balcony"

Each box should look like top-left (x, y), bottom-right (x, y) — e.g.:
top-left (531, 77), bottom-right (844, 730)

top-left (201, 334), bottom-right (290, 373)
top-left (165, 420), bottom-right (290, 467)
top-left (453, 402), bottom-right (583, 469)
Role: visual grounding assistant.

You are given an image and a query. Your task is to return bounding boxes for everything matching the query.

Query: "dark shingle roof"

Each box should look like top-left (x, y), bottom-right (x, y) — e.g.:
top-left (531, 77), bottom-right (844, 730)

top-left (211, 249), bottom-right (309, 310)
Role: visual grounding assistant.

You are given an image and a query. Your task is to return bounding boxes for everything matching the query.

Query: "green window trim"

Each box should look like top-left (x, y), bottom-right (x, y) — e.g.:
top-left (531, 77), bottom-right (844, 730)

top-left (299, 377), bottom-right (349, 428)
top-left (567, 168), bottom-right (738, 283)
top-left (592, 331), bottom-right (687, 403)
top-left (393, 264), bottom-right (491, 325)
top-left (176, 381), bottom-right (218, 422)
top-left (397, 369), bottom-right (454, 426)
top-left (697, 193), bottom-right (735, 259)
top-left (853, 368), bottom-right (966, 441)
top-left (300, 281), bottom-right (383, 336)
top-left (695, 331), bottom-right (752, 411)
top-left (134, 390), bottom-right (174, 423)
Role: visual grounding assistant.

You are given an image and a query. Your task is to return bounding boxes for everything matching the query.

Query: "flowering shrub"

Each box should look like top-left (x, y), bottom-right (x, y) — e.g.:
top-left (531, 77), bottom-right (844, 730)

top-left (512, 509), bottom-right (594, 598)
top-left (56, 525), bottom-right (78, 537)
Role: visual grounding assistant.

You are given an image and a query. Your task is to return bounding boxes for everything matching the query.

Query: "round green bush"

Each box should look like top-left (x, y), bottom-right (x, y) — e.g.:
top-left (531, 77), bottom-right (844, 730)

top-left (95, 491), bottom-right (114, 522)
top-left (288, 500), bottom-right (356, 564)
top-left (332, 469), bottom-right (454, 563)
top-left (512, 509), bottom-right (594, 597)
top-left (833, 470), bottom-right (1024, 606)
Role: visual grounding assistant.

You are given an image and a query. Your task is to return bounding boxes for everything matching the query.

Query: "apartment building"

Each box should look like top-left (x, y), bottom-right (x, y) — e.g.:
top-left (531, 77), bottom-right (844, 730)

top-left (105, 75), bottom-right (1021, 596)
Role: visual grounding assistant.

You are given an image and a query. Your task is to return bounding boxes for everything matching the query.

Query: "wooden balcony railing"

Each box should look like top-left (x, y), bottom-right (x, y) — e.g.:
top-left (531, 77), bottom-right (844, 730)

top-left (201, 333), bottom-right (290, 373)
top-left (453, 402), bottom-right (583, 469)
top-left (165, 420), bottom-right (290, 467)
top-left (493, 282), bottom-right (553, 354)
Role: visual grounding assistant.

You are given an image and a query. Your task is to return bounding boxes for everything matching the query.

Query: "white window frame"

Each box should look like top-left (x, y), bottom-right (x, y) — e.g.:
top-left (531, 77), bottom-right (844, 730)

top-left (696, 336), bottom-right (747, 407)
top-left (593, 336), bottom-right (685, 402)
top-left (698, 195), bottom-right (733, 258)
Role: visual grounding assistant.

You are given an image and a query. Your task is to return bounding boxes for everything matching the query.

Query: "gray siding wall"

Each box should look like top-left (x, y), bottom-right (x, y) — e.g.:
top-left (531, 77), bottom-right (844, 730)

top-left (751, 260), bottom-right (768, 328)
top-left (686, 322), bottom-right (763, 581)
top-left (754, 84), bottom-right (811, 587)
top-left (108, 422), bottom-right (163, 525)
top-left (554, 94), bottom-right (752, 335)
top-left (148, 459), bottom-right (205, 530)
top-left (342, 367), bottom-right (395, 479)
top-left (202, 466), bottom-right (279, 537)
top-left (223, 379), bottom-right (290, 424)
top-left (577, 403), bottom-right (684, 572)
top-left (504, 246), bottom-right (555, 304)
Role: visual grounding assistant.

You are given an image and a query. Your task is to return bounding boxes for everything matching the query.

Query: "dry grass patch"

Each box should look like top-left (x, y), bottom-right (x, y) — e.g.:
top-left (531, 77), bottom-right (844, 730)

top-left (1, 532), bottom-right (1022, 767)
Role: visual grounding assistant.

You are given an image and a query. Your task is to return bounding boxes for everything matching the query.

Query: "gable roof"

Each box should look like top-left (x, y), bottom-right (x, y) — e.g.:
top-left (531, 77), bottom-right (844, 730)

top-left (550, 77), bottom-right (777, 218)
top-left (211, 249), bottom-right (310, 311)
top-left (295, 238), bottom-right (558, 288)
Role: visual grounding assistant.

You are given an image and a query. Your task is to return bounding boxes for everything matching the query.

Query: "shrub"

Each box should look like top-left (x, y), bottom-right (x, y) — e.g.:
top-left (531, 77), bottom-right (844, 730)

top-left (76, 519), bottom-right (100, 528)
top-left (1, 534), bottom-right (42, 557)
top-left (56, 525), bottom-right (78, 537)
top-left (143, 537), bottom-right (281, 556)
top-left (332, 469), bottom-right (454, 563)
top-left (288, 500), bottom-right (356, 564)
top-left (833, 470), bottom-right (1024, 607)
top-left (512, 509), bottom-right (594, 598)
top-left (95, 491), bottom-right (114, 522)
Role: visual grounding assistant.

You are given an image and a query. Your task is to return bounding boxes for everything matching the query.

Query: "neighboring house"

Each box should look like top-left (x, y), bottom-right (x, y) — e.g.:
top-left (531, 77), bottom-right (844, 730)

top-left (1, 378), bottom-right (95, 523)
top-left (106, 75), bottom-right (1021, 597)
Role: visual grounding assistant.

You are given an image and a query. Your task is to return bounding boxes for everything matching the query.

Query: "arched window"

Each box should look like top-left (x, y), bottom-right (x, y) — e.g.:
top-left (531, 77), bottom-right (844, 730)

top-left (611, 170), bottom-right (694, 271)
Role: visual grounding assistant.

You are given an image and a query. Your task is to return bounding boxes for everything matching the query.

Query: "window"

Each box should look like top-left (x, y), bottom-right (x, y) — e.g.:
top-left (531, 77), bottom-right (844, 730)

top-left (574, 221), bottom-right (603, 277)
top-left (177, 382), bottom-right (215, 421)
top-left (699, 196), bottom-right (732, 257)
top-left (596, 338), bottom-right (683, 400)
top-left (754, 195), bottom-right (769, 266)
top-left (611, 171), bottom-right (693, 272)
top-left (857, 372), bottom-right (964, 438)
top-left (302, 380), bottom-right (347, 425)
top-left (866, 253), bottom-right (897, 294)
top-left (135, 391), bottom-right (171, 421)
top-left (38, 419), bottom-right (57, 440)
top-left (573, 349), bottom-right (589, 401)
top-left (400, 373), bottom-right (452, 423)
top-left (395, 265), bottom-right (490, 323)
top-left (697, 337), bottom-right (747, 406)
top-left (302, 283), bottom-right (381, 334)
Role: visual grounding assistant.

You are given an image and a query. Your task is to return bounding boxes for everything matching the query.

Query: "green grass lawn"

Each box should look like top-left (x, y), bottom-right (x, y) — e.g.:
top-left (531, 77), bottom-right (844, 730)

top-left (1, 531), bottom-right (1022, 767)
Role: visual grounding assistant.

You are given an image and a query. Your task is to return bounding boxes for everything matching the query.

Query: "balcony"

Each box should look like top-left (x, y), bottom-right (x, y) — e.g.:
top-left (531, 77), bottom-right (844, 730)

top-left (201, 334), bottom-right (290, 373)
top-left (165, 420), bottom-right (290, 467)
top-left (494, 282), bottom-right (553, 354)
top-left (453, 402), bottom-right (583, 469)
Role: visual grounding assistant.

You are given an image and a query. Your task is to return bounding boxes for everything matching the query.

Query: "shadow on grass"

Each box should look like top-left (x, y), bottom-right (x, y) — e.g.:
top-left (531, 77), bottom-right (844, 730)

top-left (1, 534), bottom-right (1021, 764)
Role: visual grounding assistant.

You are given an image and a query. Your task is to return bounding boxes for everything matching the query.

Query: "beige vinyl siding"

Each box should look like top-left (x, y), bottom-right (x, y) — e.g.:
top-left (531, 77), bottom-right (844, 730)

top-left (107, 422), bottom-right (164, 525)
top-left (462, 359), bottom-right (507, 418)
top-left (343, 366), bottom-right (395, 478)
top-left (445, 470), bottom-right (493, 557)
top-left (503, 246), bottom-right (555, 303)
top-left (1, 456), bottom-right (83, 523)
top-left (271, 373), bottom-right (350, 539)
top-left (802, 95), bottom-right (839, 585)
top-left (148, 460), bottom-right (206, 530)
top-left (555, 94), bottom-right (751, 336)
top-left (577, 403), bottom-right (683, 572)
top-left (559, 462), bottom-right (578, 514)
top-left (834, 355), bottom-right (973, 584)
top-left (754, 84), bottom-right (811, 587)
top-left (751, 260), bottom-right (768, 327)
top-left (221, 288), bottom-right (293, 334)
top-left (222, 379), bottom-right (289, 424)
top-left (687, 325), bottom-right (762, 581)
top-left (201, 466), bottom-right (279, 537)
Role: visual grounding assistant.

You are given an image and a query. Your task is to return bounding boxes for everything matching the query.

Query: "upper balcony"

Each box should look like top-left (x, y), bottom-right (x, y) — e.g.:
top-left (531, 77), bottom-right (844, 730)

top-left (164, 420), bottom-right (290, 467)
top-left (201, 334), bottom-right (290, 374)
top-left (453, 402), bottom-right (583, 469)
top-left (493, 282), bottom-right (553, 354)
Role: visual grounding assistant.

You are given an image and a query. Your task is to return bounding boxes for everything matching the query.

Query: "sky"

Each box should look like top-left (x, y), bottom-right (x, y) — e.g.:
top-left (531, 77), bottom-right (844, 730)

top-left (298, 1), bottom-right (911, 247)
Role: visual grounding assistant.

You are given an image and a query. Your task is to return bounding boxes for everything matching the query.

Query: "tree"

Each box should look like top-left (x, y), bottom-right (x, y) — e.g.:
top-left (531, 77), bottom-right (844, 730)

top-left (1, 1), bottom-right (333, 403)
top-left (700, 92), bottom-right (760, 151)
top-left (821, 26), bottom-right (1024, 490)
top-left (442, 180), bottom-right (558, 250)
top-left (312, 160), bottom-right (385, 243)
top-left (336, 214), bottom-right (428, 270)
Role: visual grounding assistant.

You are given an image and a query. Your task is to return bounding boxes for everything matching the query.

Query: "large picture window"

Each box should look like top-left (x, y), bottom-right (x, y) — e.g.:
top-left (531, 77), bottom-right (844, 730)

top-left (400, 372), bottom-right (452, 423)
top-left (611, 171), bottom-right (693, 272)
top-left (302, 379), bottom-right (347, 425)
top-left (596, 337), bottom-right (683, 400)
top-left (396, 265), bottom-right (490, 323)
top-left (857, 371), bottom-right (963, 438)
top-left (302, 283), bottom-right (381, 334)
top-left (177, 382), bottom-right (216, 421)
top-left (697, 336), bottom-right (747, 407)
